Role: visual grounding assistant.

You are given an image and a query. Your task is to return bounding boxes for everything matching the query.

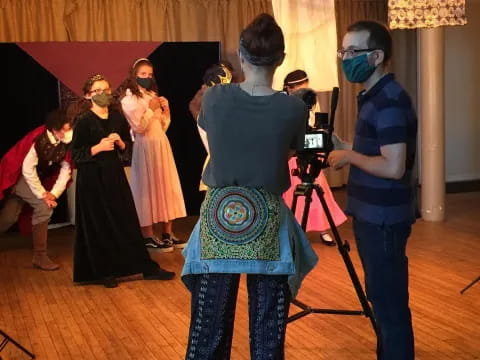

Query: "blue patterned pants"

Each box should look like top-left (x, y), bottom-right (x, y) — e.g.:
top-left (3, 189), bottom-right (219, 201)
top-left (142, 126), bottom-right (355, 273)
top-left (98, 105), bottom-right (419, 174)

top-left (183, 273), bottom-right (291, 360)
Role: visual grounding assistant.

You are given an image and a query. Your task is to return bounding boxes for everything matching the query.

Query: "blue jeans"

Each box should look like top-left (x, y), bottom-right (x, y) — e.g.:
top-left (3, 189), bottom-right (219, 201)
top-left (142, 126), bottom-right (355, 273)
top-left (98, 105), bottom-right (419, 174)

top-left (353, 219), bottom-right (415, 360)
top-left (183, 273), bottom-right (291, 360)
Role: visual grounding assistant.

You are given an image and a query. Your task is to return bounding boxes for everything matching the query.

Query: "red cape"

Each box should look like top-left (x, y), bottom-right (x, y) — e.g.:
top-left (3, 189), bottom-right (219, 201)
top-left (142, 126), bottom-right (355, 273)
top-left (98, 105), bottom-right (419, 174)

top-left (0, 125), bottom-right (73, 235)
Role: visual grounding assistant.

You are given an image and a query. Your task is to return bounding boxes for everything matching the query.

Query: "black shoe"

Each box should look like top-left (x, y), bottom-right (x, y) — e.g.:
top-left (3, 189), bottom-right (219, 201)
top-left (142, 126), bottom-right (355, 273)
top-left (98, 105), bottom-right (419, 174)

top-left (162, 233), bottom-right (187, 249)
top-left (144, 237), bottom-right (160, 249)
top-left (144, 267), bottom-right (175, 281)
top-left (153, 235), bottom-right (175, 253)
top-left (144, 236), bottom-right (174, 253)
top-left (103, 276), bottom-right (118, 288)
top-left (321, 233), bottom-right (336, 247)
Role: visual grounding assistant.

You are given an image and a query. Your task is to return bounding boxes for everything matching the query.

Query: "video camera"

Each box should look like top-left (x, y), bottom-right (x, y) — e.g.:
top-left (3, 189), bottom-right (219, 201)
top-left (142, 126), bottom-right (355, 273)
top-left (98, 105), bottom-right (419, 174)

top-left (289, 87), bottom-right (340, 183)
top-left (290, 87), bottom-right (338, 154)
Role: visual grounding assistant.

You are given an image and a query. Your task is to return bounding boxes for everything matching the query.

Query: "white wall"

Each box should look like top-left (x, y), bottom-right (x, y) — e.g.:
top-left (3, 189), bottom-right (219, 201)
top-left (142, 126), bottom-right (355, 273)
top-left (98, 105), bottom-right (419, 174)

top-left (444, 1), bottom-right (480, 182)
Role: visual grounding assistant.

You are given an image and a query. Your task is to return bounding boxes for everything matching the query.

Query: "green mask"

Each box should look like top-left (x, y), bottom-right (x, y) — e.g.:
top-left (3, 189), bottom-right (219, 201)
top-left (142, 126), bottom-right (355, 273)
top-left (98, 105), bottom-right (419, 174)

top-left (92, 93), bottom-right (113, 107)
top-left (342, 53), bottom-right (376, 83)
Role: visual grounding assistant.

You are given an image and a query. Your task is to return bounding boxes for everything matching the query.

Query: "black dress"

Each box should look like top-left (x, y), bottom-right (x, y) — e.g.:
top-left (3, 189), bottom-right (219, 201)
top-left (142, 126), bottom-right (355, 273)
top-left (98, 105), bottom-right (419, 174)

top-left (71, 110), bottom-right (159, 283)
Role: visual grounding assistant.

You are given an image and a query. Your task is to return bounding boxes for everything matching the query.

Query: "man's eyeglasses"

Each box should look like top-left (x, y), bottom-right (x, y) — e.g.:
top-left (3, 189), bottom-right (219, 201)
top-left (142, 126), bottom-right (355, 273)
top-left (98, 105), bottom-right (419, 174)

top-left (89, 88), bottom-right (112, 95)
top-left (337, 48), bottom-right (377, 59)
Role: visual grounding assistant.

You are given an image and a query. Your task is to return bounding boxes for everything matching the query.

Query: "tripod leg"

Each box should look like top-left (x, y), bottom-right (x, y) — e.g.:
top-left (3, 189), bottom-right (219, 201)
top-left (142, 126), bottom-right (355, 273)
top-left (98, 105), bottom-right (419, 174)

top-left (0, 338), bottom-right (7, 352)
top-left (291, 184), bottom-right (313, 232)
top-left (299, 187), bottom-right (314, 231)
top-left (291, 191), bottom-right (299, 214)
top-left (460, 276), bottom-right (480, 294)
top-left (0, 329), bottom-right (35, 359)
top-left (313, 185), bottom-right (378, 334)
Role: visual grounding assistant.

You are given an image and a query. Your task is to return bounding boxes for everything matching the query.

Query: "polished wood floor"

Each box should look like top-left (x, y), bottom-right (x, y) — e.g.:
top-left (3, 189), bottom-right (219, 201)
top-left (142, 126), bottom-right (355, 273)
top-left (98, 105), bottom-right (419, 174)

top-left (0, 191), bottom-right (479, 360)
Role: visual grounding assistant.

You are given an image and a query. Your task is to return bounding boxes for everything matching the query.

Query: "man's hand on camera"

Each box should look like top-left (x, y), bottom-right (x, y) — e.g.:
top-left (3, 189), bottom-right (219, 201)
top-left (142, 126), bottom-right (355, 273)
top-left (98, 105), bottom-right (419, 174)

top-left (328, 150), bottom-right (351, 170)
top-left (332, 133), bottom-right (352, 150)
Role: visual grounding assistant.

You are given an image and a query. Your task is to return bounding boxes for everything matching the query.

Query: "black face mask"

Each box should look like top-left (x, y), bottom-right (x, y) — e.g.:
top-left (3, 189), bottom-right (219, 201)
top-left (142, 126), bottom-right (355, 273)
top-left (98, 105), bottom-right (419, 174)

top-left (136, 77), bottom-right (153, 90)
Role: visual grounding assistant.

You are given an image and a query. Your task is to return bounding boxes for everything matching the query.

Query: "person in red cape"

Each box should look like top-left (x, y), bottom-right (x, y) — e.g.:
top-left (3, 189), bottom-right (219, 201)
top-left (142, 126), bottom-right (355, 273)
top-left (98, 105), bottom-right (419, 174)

top-left (0, 109), bottom-right (73, 270)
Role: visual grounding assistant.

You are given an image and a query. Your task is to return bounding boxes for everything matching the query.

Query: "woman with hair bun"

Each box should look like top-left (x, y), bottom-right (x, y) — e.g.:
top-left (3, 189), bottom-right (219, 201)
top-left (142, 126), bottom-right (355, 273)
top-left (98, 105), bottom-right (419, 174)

top-left (181, 14), bottom-right (318, 359)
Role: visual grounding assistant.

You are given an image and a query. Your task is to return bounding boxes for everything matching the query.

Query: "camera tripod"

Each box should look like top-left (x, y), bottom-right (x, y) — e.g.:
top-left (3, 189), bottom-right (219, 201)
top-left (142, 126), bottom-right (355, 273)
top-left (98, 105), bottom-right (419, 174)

top-left (287, 154), bottom-right (377, 336)
top-left (460, 276), bottom-right (480, 294)
top-left (0, 329), bottom-right (35, 359)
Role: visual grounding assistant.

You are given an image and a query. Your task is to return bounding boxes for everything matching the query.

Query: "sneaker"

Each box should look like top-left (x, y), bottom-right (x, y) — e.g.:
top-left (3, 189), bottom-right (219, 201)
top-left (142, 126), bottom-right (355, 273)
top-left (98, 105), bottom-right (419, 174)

top-left (143, 267), bottom-right (175, 281)
top-left (151, 235), bottom-right (174, 253)
top-left (144, 237), bottom-right (160, 249)
top-left (162, 233), bottom-right (187, 249)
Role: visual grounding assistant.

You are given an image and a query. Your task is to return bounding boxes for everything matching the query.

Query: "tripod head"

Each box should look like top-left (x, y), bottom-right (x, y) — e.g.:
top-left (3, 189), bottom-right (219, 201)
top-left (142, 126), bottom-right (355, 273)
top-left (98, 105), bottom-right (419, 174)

top-left (292, 86), bottom-right (339, 184)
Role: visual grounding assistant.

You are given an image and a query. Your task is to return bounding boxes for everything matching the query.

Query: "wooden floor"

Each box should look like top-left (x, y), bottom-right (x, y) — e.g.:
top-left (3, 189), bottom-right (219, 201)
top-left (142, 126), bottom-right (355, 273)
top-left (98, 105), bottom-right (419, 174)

top-left (1, 190), bottom-right (479, 360)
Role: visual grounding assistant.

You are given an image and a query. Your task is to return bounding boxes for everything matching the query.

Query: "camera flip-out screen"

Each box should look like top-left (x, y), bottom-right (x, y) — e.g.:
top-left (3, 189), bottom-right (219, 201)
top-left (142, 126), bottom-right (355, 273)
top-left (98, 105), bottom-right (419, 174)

top-left (304, 131), bottom-right (327, 152)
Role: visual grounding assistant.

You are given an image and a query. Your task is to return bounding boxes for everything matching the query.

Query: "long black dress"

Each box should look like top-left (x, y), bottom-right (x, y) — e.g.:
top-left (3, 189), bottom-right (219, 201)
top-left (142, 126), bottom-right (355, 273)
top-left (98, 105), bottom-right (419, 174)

top-left (71, 109), bottom-right (159, 283)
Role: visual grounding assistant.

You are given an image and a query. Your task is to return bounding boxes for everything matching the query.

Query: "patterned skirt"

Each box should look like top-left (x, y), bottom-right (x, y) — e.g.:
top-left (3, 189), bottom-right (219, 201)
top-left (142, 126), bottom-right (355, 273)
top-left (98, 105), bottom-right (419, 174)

top-left (182, 186), bottom-right (319, 298)
top-left (200, 186), bottom-right (281, 261)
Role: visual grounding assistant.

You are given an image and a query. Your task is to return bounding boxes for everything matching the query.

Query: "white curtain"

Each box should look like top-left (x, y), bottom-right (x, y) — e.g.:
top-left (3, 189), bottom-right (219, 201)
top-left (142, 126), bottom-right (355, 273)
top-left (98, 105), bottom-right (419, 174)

top-left (272, 0), bottom-right (338, 92)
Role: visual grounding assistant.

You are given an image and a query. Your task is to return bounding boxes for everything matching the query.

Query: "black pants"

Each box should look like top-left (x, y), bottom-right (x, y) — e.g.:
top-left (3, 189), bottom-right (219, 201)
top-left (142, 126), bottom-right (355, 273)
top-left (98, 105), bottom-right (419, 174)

top-left (184, 273), bottom-right (291, 360)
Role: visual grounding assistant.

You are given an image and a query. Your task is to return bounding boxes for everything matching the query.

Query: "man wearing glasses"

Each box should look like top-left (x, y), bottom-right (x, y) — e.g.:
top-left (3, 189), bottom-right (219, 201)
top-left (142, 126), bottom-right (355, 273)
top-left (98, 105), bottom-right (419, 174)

top-left (329, 21), bottom-right (417, 360)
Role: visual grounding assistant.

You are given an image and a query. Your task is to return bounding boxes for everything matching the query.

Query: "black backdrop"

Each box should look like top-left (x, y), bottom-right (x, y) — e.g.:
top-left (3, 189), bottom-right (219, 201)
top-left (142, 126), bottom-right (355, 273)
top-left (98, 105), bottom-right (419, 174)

top-left (0, 43), bottom-right (59, 157)
top-left (149, 42), bottom-right (220, 214)
top-left (1, 41), bottom-right (220, 219)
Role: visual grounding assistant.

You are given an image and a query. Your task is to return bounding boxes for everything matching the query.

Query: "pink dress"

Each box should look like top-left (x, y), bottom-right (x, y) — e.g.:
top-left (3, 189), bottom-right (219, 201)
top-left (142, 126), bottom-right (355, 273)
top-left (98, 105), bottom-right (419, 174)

top-left (121, 89), bottom-right (186, 226)
top-left (283, 157), bottom-right (347, 232)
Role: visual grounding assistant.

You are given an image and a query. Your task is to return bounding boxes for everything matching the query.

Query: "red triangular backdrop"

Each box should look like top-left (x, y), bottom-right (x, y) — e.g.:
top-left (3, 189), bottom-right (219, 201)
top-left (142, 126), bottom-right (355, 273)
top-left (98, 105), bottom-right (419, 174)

top-left (18, 42), bottom-right (162, 96)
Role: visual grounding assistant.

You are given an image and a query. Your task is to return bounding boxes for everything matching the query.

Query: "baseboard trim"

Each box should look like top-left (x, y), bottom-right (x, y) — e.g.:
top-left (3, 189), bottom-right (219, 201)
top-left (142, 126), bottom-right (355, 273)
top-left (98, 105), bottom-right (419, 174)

top-left (330, 181), bottom-right (480, 194)
top-left (48, 222), bottom-right (72, 230)
top-left (446, 179), bottom-right (480, 193)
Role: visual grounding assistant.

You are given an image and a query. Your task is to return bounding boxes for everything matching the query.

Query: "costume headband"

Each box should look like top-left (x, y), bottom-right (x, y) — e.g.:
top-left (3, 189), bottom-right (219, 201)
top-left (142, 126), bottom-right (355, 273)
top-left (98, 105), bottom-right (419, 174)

top-left (88, 74), bottom-right (105, 82)
top-left (132, 57), bottom-right (151, 68)
top-left (215, 64), bottom-right (233, 86)
top-left (285, 76), bottom-right (308, 85)
top-left (239, 38), bottom-right (282, 66)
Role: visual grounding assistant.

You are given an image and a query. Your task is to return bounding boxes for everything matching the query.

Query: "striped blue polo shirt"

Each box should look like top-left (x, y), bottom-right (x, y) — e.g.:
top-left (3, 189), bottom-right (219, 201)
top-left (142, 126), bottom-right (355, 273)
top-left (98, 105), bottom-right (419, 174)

top-left (346, 73), bottom-right (417, 225)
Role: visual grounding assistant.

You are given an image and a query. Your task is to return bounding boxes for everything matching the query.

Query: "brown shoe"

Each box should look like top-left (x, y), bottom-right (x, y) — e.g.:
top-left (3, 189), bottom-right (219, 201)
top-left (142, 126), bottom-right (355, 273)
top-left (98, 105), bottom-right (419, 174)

top-left (32, 221), bottom-right (59, 271)
top-left (32, 252), bottom-right (60, 271)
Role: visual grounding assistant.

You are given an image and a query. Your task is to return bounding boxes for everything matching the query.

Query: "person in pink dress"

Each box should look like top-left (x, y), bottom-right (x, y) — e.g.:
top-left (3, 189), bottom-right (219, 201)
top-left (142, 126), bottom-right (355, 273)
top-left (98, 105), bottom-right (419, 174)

top-left (282, 70), bottom-right (347, 246)
top-left (120, 58), bottom-right (187, 252)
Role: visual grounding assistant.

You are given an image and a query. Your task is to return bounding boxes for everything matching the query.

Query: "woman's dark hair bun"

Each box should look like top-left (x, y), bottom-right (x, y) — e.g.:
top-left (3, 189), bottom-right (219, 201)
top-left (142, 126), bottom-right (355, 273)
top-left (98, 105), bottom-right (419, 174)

top-left (240, 13), bottom-right (284, 61)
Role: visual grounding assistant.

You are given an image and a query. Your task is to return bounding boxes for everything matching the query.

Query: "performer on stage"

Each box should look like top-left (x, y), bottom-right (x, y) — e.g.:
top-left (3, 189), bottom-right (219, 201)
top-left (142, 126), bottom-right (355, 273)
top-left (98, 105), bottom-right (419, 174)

top-left (0, 109), bottom-right (72, 271)
top-left (120, 58), bottom-right (187, 252)
top-left (71, 74), bottom-right (175, 288)
top-left (189, 61), bottom-right (233, 192)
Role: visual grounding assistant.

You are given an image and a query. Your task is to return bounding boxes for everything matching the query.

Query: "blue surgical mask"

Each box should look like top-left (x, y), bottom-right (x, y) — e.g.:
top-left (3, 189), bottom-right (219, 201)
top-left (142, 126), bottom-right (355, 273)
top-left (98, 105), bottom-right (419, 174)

top-left (136, 77), bottom-right (152, 90)
top-left (342, 53), bottom-right (377, 83)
